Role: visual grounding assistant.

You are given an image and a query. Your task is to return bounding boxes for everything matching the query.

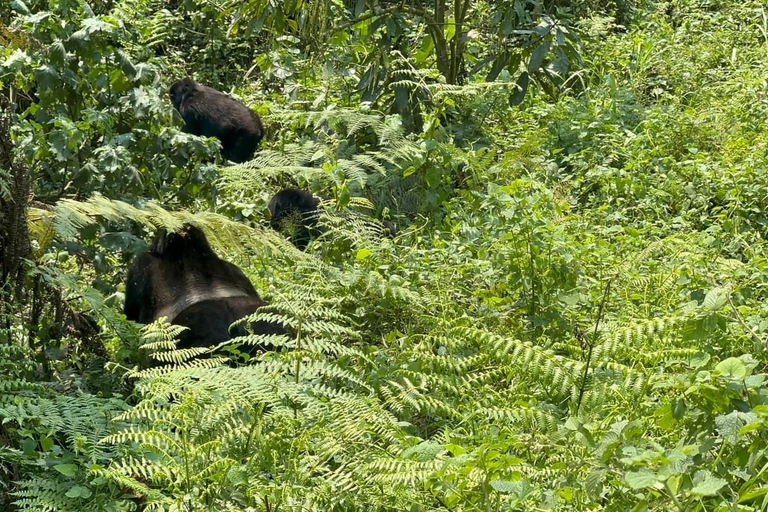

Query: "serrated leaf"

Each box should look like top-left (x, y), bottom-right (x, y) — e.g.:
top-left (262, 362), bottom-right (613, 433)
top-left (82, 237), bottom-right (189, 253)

top-left (703, 288), bottom-right (727, 311)
top-left (116, 49), bottom-right (136, 77)
top-left (715, 412), bottom-right (743, 444)
top-left (625, 469), bottom-right (658, 490)
top-left (584, 469), bottom-right (606, 496)
top-left (80, 18), bottom-right (115, 36)
top-left (690, 469), bottom-right (726, 496)
top-left (2, 49), bottom-right (31, 69)
top-left (48, 41), bottom-right (67, 64)
top-left (491, 479), bottom-right (530, 498)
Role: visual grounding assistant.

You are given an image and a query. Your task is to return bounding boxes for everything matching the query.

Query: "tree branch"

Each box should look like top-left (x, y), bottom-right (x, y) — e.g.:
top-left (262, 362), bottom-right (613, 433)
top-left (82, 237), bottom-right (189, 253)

top-left (333, 4), bottom-right (405, 32)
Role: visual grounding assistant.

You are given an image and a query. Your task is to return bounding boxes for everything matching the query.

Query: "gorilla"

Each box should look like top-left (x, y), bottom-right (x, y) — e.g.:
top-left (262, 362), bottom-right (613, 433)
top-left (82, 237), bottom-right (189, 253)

top-left (47, 311), bottom-right (104, 359)
top-left (267, 188), bottom-right (398, 250)
top-left (61, 312), bottom-right (100, 338)
top-left (124, 224), bottom-right (284, 354)
top-left (381, 220), bottom-right (398, 238)
top-left (267, 188), bottom-right (322, 250)
top-left (168, 77), bottom-right (264, 163)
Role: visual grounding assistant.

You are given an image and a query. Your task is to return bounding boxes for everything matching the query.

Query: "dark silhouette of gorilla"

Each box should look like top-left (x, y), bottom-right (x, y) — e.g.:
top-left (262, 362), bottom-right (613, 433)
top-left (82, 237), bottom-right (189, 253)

top-left (381, 220), bottom-right (398, 238)
top-left (56, 312), bottom-right (100, 339)
top-left (267, 188), bottom-right (322, 250)
top-left (168, 77), bottom-right (264, 163)
top-left (124, 224), bottom-right (283, 353)
top-left (267, 188), bottom-right (398, 249)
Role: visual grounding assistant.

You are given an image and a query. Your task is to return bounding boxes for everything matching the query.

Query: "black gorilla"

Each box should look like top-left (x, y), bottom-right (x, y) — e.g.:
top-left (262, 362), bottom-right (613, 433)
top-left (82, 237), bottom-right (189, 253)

top-left (381, 220), bottom-right (398, 238)
top-left (168, 77), bottom-right (264, 163)
top-left (124, 224), bottom-right (283, 353)
top-left (267, 188), bottom-right (322, 250)
top-left (267, 188), bottom-right (398, 249)
top-left (48, 311), bottom-right (100, 340)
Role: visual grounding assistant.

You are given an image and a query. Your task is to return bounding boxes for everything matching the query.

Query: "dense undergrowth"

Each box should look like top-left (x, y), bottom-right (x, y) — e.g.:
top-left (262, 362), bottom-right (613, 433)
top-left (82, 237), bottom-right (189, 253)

top-left (3, 0), bottom-right (768, 510)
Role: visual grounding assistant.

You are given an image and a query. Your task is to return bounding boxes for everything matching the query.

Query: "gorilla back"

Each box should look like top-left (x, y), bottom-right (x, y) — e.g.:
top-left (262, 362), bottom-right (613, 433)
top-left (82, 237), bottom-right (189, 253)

top-left (169, 77), bottom-right (264, 163)
top-left (172, 296), bottom-right (284, 348)
top-left (124, 224), bottom-right (284, 352)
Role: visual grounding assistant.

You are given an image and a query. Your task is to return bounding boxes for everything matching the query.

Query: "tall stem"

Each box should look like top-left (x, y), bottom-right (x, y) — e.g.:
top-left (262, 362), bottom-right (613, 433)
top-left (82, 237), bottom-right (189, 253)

top-left (576, 279), bottom-right (612, 413)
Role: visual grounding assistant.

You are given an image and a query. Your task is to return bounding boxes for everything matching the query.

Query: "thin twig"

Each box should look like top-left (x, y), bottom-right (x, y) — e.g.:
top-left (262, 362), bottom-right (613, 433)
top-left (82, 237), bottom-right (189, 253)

top-left (576, 278), bottom-right (613, 413)
top-left (727, 290), bottom-right (764, 348)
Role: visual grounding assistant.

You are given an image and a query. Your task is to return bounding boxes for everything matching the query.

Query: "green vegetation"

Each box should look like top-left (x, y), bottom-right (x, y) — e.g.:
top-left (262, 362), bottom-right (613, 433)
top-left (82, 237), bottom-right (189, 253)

top-left (3, 0), bottom-right (768, 510)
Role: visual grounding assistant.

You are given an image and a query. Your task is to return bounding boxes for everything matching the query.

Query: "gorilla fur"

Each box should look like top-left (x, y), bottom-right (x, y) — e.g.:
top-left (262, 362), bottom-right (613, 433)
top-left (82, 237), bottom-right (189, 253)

top-left (124, 224), bottom-right (283, 352)
top-left (267, 188), bottom-right (399, 249)
top-left (267, 188), bottom-right (322, 250)
top-left (169, 77), bottom-right (264, 163)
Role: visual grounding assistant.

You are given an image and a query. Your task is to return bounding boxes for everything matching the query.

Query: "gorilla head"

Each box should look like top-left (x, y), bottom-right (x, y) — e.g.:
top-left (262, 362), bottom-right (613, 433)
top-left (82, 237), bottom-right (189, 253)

top-left (267, 188), bottom-right (322, 250)
top-left (168, 77), bottom-right (264, 163)
top-left (381, 220), bottom-right (398, 238)
top-left (124, 224), bottom-right (284, 356)
top-left (168, 77), bottom-right (195, 112)
top-left (267, 188), bottom-right (400, 249)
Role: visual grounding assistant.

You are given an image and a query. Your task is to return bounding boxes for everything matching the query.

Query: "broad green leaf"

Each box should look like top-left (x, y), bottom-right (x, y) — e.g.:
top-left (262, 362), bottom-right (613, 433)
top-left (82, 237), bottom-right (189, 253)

top-left (528, 41), bottom-right (551, 73)
top-left (3, 49), bottom-right (31, 69)
top-left (65, 485), bottom-right (92, 498)
top-left (491, 479), bottom-right (530, 498)
top-left (690, 470), bottom-right (726, 496)
top-left (715, 411), bottom-right (743, 444)
top-left (445, 17), bottom-right (456, 41)
top-left (703, 288), bottom-right (728, 311)
top-left (715, 357), bottom-right (746, 379)
top-left (53, 463), bottom-right (78, 476)
top-left (584, 469), bottom-right (606, 496)
top-left (689, 352), bottom-right (710, 369)
top-left (510, 71), bottom-right (529, 106)
top-left (401, 441), bottom-right (444, 461)
top-left (39, 436), bottom-right (54, 452)
top-left (21, 437), bottom-right (36, 456)
top-left (486, 54), bottom-right (509, 82)
top-left (490, 480), bottom-right (520, 493)
top-left (625, 469), bottom-right (658, 490)
top-left (71, 18), bottom-right (115, 41)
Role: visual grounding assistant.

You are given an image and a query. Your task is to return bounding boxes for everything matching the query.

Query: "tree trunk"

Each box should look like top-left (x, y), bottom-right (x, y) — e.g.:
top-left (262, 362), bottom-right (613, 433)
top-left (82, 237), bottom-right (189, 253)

top-left (434, 0), bottom-right (472, 84)
top-left (0, 99), bottom-right (31, 341)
